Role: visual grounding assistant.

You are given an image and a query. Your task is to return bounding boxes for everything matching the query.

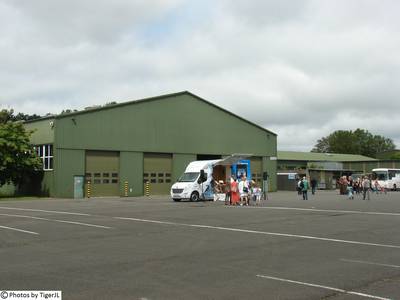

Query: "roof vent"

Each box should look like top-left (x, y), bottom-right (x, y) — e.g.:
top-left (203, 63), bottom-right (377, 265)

top-left (84, 105), bottom-right (101, 110)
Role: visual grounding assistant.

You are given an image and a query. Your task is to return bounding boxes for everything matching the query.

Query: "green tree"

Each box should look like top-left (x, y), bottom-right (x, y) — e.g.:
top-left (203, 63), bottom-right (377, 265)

top-left (312, 136), bottom-right (330, 153)
top-left (390, 152), bottom-right (400, 160)
top-left (0, 109), bottom-right (13, 123)
top-left (311, 129), bottom-right (396, 158)
top-left (0, 109), bottom-right (42, 186)
top-left (0, 109), bottom-right (41, 122)
top-left (12, 112), bottom-right (41, 121)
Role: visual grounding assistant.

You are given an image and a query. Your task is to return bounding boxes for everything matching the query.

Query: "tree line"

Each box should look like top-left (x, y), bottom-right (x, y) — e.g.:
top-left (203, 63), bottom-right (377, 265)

top-left (311, 129), bottom-right (396, 158)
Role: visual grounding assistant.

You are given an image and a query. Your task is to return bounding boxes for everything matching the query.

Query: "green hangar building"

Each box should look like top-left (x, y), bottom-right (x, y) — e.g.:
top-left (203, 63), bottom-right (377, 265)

top-left (24, 91), bottom-right (277, 198)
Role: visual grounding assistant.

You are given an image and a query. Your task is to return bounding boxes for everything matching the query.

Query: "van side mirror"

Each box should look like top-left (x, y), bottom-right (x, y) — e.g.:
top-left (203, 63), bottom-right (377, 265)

top-left (198, 170), bottom-right (207, 183)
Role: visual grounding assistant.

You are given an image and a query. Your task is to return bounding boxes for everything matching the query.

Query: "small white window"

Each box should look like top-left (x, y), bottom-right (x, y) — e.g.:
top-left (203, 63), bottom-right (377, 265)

top-left (36, 144), bottom-right (54, 170)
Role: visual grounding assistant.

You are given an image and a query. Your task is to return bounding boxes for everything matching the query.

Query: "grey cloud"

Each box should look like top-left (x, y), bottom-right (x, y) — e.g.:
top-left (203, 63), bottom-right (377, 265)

top-left (1, 0), bottom-right (399, 150)
top-left (221, 0), bottom-right (310, 26)
top-left (3, 0), bottom-right (182, 46)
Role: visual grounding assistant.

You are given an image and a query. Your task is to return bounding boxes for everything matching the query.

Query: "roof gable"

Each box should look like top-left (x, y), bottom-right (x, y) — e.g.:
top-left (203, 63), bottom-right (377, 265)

top-left (25, 91), bottom-right (276, 136)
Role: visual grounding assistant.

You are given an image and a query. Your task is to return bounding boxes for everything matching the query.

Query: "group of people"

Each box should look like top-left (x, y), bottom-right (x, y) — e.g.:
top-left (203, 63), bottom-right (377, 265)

top-left (339, 175), bottom-right (386, 200)
top-left (296, 177), bottom-right (315, 200)
top-left (296, 174), bottom-right (387, 201)
top-left (213, 175), bottom-right (263, 206)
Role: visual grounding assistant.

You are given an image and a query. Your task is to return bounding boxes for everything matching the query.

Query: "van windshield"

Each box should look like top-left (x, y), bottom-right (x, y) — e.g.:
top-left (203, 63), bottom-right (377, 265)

top-left (389, 170), bottom-right (400, 179)
top-left (178, 172), bottom-right (199, 182)
top-left (373, 172), bottom-right (388, 181)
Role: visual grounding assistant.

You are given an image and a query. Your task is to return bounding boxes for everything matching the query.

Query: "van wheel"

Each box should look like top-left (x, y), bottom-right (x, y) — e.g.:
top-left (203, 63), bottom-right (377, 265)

top-left (190, 192), bottom-right (199, 202)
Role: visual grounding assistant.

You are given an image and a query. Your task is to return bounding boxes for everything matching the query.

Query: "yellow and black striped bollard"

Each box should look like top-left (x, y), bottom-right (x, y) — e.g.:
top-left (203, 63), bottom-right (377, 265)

top-left (87, 181), bottom-right (91, 198)
top-left (145, 181), bottom-right (150, 197)
top-left (124, 181), bottom-right (128, 197)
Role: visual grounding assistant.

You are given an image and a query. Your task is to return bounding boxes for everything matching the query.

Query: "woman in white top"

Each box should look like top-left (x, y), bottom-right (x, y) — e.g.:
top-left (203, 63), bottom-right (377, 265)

top-left (238, 176), bottom-right (249, 206)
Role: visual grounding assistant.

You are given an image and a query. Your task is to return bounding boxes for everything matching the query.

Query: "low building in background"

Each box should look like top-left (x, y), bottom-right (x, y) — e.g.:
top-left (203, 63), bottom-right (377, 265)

top-left (277, 151), bottom-right (400, 190)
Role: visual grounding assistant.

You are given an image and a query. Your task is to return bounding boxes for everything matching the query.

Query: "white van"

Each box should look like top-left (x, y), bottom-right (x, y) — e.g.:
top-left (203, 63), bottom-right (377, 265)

top-left (372, 168), bottom-right (400, 191)
top-left (170, 155), bottom-right (251, 202)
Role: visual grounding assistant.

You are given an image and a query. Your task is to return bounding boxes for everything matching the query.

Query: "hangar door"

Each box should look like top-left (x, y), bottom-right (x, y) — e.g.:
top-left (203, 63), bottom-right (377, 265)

top-left (143, 153), bottom-right (172, 195)
top-left (85, 151), bottom-right (120, 197)
top-left (250, 157), bottom-right (263, 186)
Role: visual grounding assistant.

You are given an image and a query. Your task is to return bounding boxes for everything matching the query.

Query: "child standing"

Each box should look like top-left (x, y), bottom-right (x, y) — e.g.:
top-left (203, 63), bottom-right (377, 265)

top-left (252, 183), bottom-right (262, 206)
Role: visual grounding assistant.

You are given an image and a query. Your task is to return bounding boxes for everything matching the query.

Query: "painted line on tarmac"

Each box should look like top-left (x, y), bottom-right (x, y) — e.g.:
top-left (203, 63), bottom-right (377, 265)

top-left (0, 225), bottom-right (39, 235)
top-left (340, 258), bottom-right (400, 269)
top-left (256, 274), bottom-right (392, 300)
top-left (238, 206), bottom-right (400, 217)
top-left (0, 213), bottom-right (112, 229)
top-left (114, 217), bottom-right (400, 249)
top-left (0, 206), bottom-right (91, 216)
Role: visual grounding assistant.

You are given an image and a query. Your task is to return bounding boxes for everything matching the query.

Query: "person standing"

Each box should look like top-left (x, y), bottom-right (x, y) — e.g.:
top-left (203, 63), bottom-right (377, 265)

top-left (347, 184), bottom-right (354, 199)
top-left (297, 178), bottom-right (303, 195)
top-left (338, 176), bottom-right (344, 194)
top-left (230, 177), bottom-right (240, 205)
top-left (302, 177), bottom-right (309, 200)
top-left (225, 179), bottom-right (231, 205)
top-left (239, 176), bottom-right (250, 206)
top-left (362, 176), bottom-right (371, 200)
top-left (253, 183), bottom-right (262, 206)
top-left (373, 180), bottom-right (381, 194)
top-left (354, 178), bottom-right (361, 194)
top-left (310, 178), bottom-right (317, 195)
top-left (348, 176), bottom-right (353, 187)
top-left (339, 176), bottom-right (348, 195)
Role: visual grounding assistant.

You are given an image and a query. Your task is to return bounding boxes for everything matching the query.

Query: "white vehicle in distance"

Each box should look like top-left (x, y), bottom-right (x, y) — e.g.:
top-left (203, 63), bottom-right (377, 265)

top-left (171, 160), bottom-right (217, 202)
top-left (372, 168), bottom-right (400, 191)
top-left (170, 155), bottom-right (251, 202)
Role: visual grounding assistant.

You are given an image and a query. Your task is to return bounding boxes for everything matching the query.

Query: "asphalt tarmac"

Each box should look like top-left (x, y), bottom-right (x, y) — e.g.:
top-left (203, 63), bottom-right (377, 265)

top-left (0, 190), bottom-right (399, 300)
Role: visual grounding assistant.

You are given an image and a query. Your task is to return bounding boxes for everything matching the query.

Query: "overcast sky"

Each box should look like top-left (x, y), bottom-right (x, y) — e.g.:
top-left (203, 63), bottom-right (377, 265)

top-left (1, 0), bottom-right (399, 151)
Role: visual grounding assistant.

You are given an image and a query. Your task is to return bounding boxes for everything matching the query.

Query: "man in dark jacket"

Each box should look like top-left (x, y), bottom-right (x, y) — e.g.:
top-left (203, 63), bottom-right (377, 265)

top-left (310, 178), bottom-right (317, 195)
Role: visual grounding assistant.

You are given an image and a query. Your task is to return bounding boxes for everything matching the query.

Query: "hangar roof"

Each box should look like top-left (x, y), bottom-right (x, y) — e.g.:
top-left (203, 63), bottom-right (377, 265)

top-left (25, 91), bottom-right (276, 136)
top-left (278, 151), bottom-right (377, 162)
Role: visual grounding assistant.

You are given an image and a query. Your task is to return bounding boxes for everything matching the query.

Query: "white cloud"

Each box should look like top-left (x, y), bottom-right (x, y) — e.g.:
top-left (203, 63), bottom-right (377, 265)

top-left (1, 0), bottom-right (399, 150)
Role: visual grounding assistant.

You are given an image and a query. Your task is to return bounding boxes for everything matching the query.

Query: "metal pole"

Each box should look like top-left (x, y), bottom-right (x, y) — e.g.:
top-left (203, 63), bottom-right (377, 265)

top-left (263, 179), bottom-right (269, 201)
top-left (145, 181), bottom-right (150, 197)
top-left (87, 181), bottom-right (91, 198)
top-left (124, 181), bottom-right (128, 197)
